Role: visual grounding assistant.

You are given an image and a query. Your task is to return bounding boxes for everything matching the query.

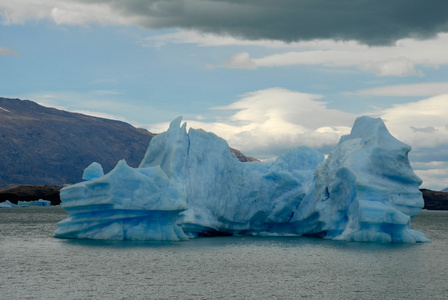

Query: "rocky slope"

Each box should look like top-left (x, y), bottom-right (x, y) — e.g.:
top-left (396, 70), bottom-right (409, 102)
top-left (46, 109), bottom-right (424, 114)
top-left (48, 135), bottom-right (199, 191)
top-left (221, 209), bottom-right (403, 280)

top-left (0, 97), bottom-right (156, 185)
top-left (0, 97), bottom-right (256, 186)
top-left (421, 189), bottom-right (448, 210)
top-left (229, 147), bottom-right (259, 162)
top-left (0, 185), bottom-right (61, 206)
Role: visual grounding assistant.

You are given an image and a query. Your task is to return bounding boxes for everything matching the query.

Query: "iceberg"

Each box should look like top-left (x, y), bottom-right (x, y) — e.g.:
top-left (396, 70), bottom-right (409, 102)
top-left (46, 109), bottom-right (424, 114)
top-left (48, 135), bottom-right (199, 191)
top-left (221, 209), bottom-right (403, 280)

top-left (0, 200), bottom-right (17, 208)
top-left (18, 199), bottom-right (52, 207)
top-left (313, 117), bottom-right (428, 243)
top-left (54, 116), bottom-right (429, 243)
top-left (0, 199), bottom-right (52, 208)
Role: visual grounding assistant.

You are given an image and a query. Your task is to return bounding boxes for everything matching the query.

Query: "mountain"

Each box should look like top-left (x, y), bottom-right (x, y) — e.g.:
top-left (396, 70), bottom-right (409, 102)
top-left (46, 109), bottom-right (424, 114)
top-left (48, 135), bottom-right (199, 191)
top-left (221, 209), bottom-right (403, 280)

top-left (0, 97), bottom-right (156, 186)
top-left (0, 97), bottom-right (256, 186)
top-left (420, 189), bottom-right (448, 210)
top-left (0, 185), bottom-right (61, 205)
top-left (0, 99), bottom-right (446, 211)
top-left (229, 147), bottom-right (258, 162)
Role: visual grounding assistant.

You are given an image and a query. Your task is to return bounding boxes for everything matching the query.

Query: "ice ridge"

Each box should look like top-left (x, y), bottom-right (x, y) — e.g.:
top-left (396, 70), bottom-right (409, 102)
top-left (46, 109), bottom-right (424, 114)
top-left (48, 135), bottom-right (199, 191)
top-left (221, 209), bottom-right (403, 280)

top-left (54, 116), bottom-right (429, 243)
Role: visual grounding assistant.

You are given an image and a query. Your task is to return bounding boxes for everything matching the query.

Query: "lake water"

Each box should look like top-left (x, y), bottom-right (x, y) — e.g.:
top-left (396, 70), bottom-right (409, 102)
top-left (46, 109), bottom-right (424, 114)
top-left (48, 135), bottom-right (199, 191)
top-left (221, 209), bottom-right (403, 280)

top-left (1, 207), bottom-right (447, 299)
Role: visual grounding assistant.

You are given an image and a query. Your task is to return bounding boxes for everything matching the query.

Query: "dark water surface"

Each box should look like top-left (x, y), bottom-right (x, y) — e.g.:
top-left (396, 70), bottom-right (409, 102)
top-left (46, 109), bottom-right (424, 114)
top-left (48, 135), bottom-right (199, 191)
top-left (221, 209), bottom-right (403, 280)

top-left (1, 207), bottom-right (447, 299)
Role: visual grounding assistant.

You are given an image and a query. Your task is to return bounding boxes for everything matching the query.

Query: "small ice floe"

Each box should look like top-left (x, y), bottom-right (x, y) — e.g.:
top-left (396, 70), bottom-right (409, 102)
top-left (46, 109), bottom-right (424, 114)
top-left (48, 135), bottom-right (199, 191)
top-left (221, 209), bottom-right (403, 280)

top-left (17, 199), bottom-right (52, 207)
top-left (0, 200), bottom-right (18, 208)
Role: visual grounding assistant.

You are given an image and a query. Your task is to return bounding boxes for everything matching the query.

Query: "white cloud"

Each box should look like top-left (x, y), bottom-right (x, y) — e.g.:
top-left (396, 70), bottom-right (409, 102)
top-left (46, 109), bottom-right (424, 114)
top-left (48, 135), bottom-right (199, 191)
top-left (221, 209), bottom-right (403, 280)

top-left (91, 90), bottom-right (123, 96)
top-left (0, 1), bottom-right (140, 26)
top-left (142, 30), bottom-right (304, 48)
top-left (410, 126), bottom-right (437, 134)
top-left (3, 2), bottom-right (448, 77)
top-left (22, 90), bottom-right (148, 126)
top-left (21, 87), bottom-right (448, 189)
top-left (222, 52), bottom-right (257, 70)
top-left (370, 94), bottom-right (448, 189)
top-left (412, 161), bottom-right (448, 190)
top-left (51, 5), bottom-right (112, 26)
top-left (149, 88), bottom-right (355, 159)
top-left (32, 92), bottom-right (130, 122)
top-left (0, 1), bottom-right (51, 24)
top-left (378, 94), bottom-right (448, 147)
top-left (143, 29), bottom-right (448, 77)
top-left (148, 89), bottom-right (448, 189)
top-left (148, 90), bottom-right (448, 162)
top-left (213, 33), bottom-right (448, 77)
top-left (347, 82), bottom-right (448, 97)
top-left (359, 57), bottom-right (423, 77)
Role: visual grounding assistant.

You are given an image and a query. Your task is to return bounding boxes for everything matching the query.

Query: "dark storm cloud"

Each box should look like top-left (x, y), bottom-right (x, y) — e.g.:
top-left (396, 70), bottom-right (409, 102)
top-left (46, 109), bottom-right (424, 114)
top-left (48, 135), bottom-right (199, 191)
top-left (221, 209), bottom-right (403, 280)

top-left (94, 0), bottom-right (448, 45)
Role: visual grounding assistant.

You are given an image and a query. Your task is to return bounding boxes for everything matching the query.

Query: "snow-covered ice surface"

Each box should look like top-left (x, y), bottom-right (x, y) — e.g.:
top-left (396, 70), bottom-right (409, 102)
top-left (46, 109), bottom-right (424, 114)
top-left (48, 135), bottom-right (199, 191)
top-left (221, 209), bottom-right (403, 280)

top-left (54, 116), bottom-right (429, 243)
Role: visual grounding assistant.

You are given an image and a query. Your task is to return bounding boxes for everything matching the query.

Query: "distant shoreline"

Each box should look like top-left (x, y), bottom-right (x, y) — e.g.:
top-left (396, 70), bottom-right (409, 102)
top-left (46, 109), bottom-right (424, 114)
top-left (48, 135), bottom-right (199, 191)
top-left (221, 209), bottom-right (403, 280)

top-left (1, 185), bottom-right (447, 210)
top-left (0, 185), bottom-right (62, 206)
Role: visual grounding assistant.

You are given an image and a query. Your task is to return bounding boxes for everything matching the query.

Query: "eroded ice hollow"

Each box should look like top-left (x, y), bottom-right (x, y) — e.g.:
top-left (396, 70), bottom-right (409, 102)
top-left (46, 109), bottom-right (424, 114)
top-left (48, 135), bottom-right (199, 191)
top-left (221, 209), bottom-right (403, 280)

top-left (54, 116), bottom-right (429, 243)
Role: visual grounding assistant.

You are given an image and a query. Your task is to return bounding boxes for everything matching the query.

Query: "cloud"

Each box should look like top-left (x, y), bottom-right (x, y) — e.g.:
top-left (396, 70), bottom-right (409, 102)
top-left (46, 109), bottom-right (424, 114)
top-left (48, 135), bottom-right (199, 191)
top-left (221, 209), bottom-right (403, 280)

top-left (359, 58), bottom-right (423, 77)
top-left (0, 46), bottom-right (18, 56)
top-left (0, 1), bottom-right (139, 26)
top-left (149, 88), bottom-right (355, 159)
top-left (412, 161), bottom-right (448, 190)
top-left (23, 87), bottom-right (448, 189)
top-left (222, 52), bottom-right (257, 70)
top-left (30, 92), bottom-right (131, 122)
top-left (372, 94), bottom-right (448, 188)
top-left (347, 82), bottom-right (448, 97)
top-left (2, 1), bottom-right (448, 45)
top-left (22, 90), bottom-right (160, 127)
top-left (51, 5), bottom-right (114, 25)
top-left (91, 90), bottom-right (123, 96)
top-left (378, 94), bottom-right (448, 147)
top-left (148, 90), bottom-right (448, 162)
top-left (410, 126), bottom-right (437, 134)
top-left (240, 33), bottom-right (448, 77)
top-left (142, 29), bottom-right (304, 48)
top-left (148, 90), bottom-right (448, 189)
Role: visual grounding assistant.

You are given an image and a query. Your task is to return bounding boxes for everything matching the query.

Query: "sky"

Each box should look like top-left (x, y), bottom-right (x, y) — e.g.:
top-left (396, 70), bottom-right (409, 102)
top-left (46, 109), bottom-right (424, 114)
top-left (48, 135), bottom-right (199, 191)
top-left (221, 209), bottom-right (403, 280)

top-left (1, 0), bottom-right (448, 189)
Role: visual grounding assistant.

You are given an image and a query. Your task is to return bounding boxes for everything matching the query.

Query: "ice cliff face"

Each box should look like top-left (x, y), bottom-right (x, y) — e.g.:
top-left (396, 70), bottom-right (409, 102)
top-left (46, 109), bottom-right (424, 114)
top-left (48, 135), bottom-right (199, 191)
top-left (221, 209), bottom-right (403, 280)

top-left (54, 116), bottom-right (429, 243)
top-left (313, 117), bottom-right (427, 242)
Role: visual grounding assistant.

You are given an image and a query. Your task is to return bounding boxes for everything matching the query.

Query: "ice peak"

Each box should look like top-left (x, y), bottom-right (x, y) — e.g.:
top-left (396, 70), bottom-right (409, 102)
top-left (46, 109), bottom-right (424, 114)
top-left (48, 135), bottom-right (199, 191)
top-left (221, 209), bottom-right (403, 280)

top-left (82, 162), bottom-right (104, 181)
top-left (348, 116), bottom-right (397, 142)
top-left (169, 116), bottom-right (183, 130)
top-left (55, 116), bottom-right (428, 243)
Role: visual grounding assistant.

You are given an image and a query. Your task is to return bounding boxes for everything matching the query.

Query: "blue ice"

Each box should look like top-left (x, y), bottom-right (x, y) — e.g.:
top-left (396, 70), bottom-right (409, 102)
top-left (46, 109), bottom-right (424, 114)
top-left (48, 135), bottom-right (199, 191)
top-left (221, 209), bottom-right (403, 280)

top-left (54, 116), bottom-right (429, 243)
